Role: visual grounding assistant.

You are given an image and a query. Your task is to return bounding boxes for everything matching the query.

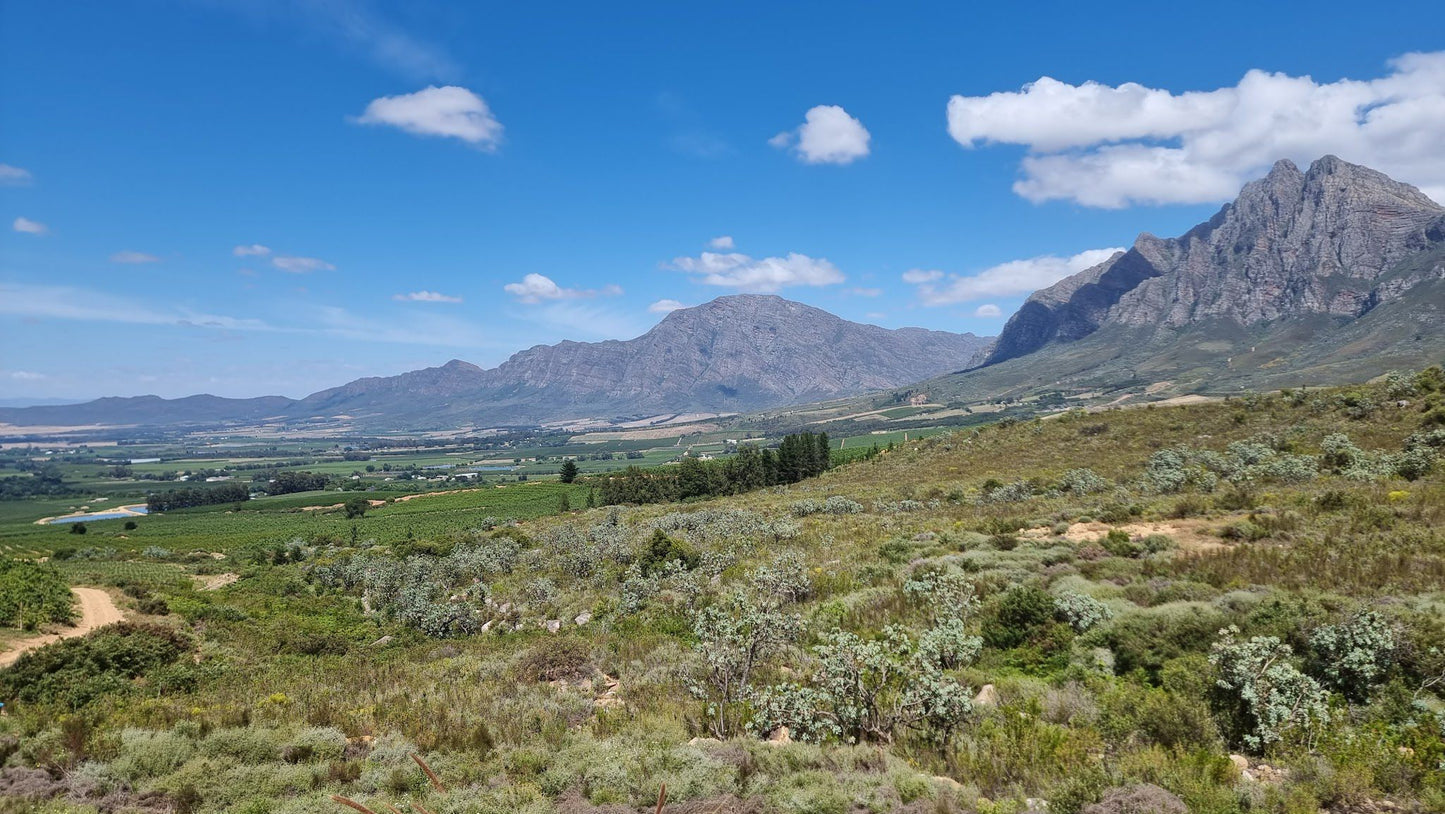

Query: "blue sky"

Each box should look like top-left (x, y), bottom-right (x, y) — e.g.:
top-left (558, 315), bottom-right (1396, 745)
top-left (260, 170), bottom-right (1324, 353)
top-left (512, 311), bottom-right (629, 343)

top-left (2, 1), bottom-right (1443, 400)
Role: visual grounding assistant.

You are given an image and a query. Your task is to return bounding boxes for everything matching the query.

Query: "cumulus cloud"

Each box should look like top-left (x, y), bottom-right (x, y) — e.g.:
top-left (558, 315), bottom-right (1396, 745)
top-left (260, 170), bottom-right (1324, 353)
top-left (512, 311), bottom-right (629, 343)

top-left (911, 248), bottom-right (1124, 305)
top-left (648, 298), bottom-right (689, 314)
top-left (393, 290), bottom-right (462, 303)
top-left (974, 304), bottom-right (1003, 318)
top-left (110, 250), bottom-right (160, 264)
top-left (771, 105), bottom-right (871, 165)
top-left (13, 217), bottom-right (48, 235)
top-left (668, 249), bottom-right (845, 292)
top-left (272, 255), bottom-right (335, 273)
top-left (233, 244), bottom-right (271, 257)
top-left (708, 235), bottom-right (735, 250)
top-left (947, 52), bottom-right (1445, 206)
top-left (0, 164), bottom-right (33, 186)
top-left (354, 85), bottom-right (503, 149)
top-left (504, 273), bottom-right (621, 304)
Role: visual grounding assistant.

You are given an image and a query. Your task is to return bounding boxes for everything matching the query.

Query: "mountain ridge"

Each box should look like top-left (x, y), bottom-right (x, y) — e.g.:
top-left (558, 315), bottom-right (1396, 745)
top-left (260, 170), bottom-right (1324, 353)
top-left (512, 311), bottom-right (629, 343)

top-left (984, 156), bottom-right (1444, 369)
top-left (0, 295), bottom-right (991, 430)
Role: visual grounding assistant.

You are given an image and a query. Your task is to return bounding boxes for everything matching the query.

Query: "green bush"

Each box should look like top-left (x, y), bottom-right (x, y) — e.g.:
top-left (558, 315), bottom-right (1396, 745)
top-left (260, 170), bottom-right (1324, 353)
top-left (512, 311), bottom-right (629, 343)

top-left (0, 556), bottom-right (75, 630)
top-left (0, 622), bottom-right (191, 708)
top-left (984, 585), bottom-right (1058, 650)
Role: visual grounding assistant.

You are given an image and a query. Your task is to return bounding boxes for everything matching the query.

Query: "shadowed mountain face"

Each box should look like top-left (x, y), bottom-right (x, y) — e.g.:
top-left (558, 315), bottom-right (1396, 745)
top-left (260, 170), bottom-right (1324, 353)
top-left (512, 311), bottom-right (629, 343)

top-left (922, 156), bottom-right (1445, 402)
top-left (984, 156), bottom-right (1445, 368)
top-left (0, 296), bottom-right (992, 430)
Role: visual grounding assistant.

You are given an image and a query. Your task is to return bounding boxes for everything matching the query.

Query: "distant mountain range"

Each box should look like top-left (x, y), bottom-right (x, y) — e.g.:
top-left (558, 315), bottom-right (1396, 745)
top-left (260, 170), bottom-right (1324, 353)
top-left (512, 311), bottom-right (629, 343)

top-left (919, 156), bottom-right (1445, 403)
top-left (8, 156), bottom-right (1440, 433)
top-left (0, 296), bottom-right (991, 431)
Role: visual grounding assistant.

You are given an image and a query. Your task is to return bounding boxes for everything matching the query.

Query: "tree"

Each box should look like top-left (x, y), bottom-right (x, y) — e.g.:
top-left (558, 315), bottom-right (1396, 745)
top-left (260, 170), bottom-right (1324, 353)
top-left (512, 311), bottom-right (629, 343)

top-left (689, 557), bottom-right (809, 738)
top-left (558, 459), bottom-right (579, 483)
top-left (1210, 625), bottom-right (1329, 751)
top-left (558, 491), bottom-right (571, 513)
top-left (343, 496), bottom-right (369, 519)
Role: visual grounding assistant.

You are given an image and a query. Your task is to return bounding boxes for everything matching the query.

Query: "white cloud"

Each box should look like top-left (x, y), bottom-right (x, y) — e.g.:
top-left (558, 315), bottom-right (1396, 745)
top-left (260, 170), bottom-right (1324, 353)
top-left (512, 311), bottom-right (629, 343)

top-left (0, 283), bottom-right (498, 350)
top-left (504, 273), bottom-right (620, 304)
top-left (110, 250), bottom-right (160, 264)
top-left (233, 243), bottom-right (271, 257)
top-left (912, 248), bottom-right (1124, 305)
top-left (0, 164), bottom-right (33, 186)
top-left (0, 283), bottom-right (272, 331)
top-left (354, 85), bottom-right (503, 149)
top-left (708, 235), bottom-right (735, 250)
top-left (771, 105), bottom-right (871, 165)
top-left (272, 255), bottom-right (335, 273)
top-left (393, 290), bottom-right (462, 303)
top-left (648, 298), bottom-right (688, 314)
top-left (9, 370), bottom-right (46, 381)
top-left (974, 304), bottom-right (1003, 318)
top-left (668, 250), bottom-right (845, 292)
top-left (947, 52), bottom-right (1445, 206)
top-left (901, 269), bottom-right (943, 284)
top-left (13, 217), bottom-right (47, 235)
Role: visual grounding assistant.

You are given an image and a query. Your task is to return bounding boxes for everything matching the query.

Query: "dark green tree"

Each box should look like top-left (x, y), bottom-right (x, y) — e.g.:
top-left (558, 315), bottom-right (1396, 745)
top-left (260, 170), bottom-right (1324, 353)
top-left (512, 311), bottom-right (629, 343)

top-left (343, 496), bottom-right (369, 519)
top-left (559, 459), bottom-right (579, 483)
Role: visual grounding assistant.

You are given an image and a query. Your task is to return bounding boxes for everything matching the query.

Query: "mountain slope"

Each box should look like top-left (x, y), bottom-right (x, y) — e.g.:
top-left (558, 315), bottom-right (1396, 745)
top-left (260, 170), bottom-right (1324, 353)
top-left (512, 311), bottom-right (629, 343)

top-left (948, 156), bottom-right (1445, 401)
top-left (299, 295), bottom-right (993, 428)
top-left (0, 296), bottom-right (992, 430)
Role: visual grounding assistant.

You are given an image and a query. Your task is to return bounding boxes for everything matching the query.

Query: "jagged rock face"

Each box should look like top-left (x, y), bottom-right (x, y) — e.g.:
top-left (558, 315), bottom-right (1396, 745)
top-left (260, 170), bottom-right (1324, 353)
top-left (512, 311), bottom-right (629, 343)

top-left (986, 156), bottom-right (1445, 366)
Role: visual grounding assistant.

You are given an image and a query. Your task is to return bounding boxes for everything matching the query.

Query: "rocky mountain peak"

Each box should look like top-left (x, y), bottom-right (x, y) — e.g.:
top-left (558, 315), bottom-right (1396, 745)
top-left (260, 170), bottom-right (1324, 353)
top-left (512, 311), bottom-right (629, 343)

top-left (985, 156), bottom-right (1445, 367)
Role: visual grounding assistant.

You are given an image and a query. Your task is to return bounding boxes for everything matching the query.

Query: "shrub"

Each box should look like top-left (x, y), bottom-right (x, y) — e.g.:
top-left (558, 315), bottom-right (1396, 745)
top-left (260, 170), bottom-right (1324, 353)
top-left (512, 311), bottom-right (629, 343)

top-left (1209, 625), bottom-right (1329, 750)
top-left (1059, 468), bottom-right (1110, 495)
top-left (689, 568), bottom-right (805, 738)
top-left (1101, 528), bottom-right (1141, 558)
top-left (638, 529), bottom-right (700, 576)
top-left (1308, 611), bottom-right (1397, 702)
top-left (0, 623), bottom-right (191, 707)
top-left (984, 585), bottom-right (1057, 650)
top-left (1055, 591), bottom-right (1113, 633)
top-left (516, 637), bottom-right (593, 682)
top-left (0, 557), bottom-right (75, 630)
top-left (983, 480), bottom-right (1035, 503)
top-left (753, 625), bottom-right (975, 745)
top-left (1081, 784), bottom-right (1187, 814)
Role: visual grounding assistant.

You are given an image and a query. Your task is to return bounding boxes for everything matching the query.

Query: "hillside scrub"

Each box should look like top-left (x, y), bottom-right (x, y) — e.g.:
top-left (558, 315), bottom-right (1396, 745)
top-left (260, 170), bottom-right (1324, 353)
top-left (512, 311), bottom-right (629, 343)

top-left (0, 374), bottom-right (1443, 812)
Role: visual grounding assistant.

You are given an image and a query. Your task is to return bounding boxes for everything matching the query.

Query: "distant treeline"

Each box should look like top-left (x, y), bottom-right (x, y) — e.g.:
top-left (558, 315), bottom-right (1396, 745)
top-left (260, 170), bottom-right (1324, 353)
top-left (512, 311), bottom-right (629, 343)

top-left (596, 432), bottom-right (854, 505)
top-left (146, 481), bottom-right (250, 512)
top-left (0, 465), bottom-right (72, 500)
top-left (267, 471), bottom-right (333, 495)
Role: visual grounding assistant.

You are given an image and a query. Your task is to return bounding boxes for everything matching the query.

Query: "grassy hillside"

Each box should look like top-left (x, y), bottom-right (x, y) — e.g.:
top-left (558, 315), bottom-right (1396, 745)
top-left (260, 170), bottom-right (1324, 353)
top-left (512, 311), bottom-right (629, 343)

top-left (2, 372), bottom-right (1445, 814)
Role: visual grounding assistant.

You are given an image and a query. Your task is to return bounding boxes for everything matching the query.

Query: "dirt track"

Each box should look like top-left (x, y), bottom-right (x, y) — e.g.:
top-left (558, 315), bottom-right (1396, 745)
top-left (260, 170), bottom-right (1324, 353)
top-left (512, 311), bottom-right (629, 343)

top-left (0, 587), bottom-right (124, 668)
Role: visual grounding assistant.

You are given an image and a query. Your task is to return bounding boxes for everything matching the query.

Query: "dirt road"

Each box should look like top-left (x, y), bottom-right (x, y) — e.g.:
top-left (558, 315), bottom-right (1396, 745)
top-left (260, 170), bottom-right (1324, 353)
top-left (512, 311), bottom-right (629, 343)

top-left (0, 587), bottom-right (124, 668)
